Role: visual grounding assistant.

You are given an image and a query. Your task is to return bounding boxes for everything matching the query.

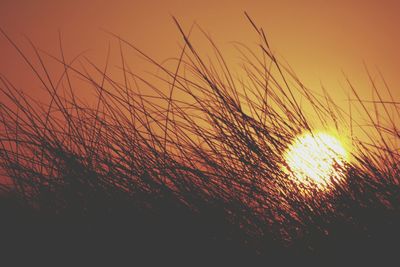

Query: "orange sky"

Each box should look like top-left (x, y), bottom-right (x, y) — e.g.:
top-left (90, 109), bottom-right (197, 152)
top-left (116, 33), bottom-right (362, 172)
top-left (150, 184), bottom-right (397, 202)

top-left (1, 0), bottom-right (399, 131)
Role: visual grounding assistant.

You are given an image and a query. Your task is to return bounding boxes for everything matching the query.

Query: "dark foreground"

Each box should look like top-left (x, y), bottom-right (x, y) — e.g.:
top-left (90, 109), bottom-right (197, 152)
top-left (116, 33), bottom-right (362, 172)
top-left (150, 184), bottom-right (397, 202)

top-left (1, 192), bottom-right (398, 267)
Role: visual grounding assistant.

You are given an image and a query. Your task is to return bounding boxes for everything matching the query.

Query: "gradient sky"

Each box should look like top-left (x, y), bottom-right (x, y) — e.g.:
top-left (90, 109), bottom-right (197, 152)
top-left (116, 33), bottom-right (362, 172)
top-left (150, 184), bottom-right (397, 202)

top-left (1, 0), bottom-right (399, 129)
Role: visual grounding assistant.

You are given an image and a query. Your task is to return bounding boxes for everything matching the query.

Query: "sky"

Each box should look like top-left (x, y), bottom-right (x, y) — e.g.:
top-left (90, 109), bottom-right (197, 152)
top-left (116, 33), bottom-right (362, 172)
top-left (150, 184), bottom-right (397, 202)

top-left (1, 0), bottom-right (399, 131)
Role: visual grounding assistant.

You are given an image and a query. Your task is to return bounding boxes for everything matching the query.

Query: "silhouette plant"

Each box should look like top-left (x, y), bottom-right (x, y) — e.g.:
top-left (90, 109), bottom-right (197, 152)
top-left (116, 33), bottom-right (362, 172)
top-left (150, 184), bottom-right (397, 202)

top-left (0, 15), bottom-right (399, 265)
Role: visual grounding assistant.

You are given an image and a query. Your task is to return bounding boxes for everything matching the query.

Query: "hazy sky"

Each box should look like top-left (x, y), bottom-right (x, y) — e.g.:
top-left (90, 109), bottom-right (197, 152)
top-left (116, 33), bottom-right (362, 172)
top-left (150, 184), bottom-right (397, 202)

top-left (1, 0), bottom-right (399, 110)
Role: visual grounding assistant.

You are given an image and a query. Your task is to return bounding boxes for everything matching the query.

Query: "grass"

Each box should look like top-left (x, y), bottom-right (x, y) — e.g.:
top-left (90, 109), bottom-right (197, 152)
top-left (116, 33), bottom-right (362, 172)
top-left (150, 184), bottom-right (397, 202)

top-left (0, 14), bottom-right (399, 265)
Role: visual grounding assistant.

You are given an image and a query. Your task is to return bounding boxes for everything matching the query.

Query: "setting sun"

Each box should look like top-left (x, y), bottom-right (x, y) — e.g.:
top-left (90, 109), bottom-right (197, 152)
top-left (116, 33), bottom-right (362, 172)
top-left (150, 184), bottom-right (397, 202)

top-left (283, 132), bottom-right (348, 193)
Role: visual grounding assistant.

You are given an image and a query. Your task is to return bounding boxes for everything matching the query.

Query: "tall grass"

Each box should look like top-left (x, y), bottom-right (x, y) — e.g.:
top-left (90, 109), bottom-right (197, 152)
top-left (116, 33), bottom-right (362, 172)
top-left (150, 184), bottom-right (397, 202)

top-left (0, 15), bottom-right (399, 264)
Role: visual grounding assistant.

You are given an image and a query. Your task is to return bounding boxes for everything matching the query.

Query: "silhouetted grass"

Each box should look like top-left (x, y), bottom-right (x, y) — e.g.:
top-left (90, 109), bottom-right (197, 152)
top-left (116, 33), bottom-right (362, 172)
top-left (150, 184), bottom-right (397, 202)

top-left (0, 15), bottom-right (399, 266)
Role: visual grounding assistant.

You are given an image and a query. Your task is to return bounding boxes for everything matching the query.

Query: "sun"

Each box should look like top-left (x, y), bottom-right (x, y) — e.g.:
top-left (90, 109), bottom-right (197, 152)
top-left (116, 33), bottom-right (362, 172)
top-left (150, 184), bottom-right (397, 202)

top-left (283, 132), bottom-right (349, 194)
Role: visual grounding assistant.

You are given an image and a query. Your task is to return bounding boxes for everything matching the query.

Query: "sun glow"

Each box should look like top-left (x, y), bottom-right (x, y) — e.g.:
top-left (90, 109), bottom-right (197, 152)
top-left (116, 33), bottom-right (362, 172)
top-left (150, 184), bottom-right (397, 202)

top-left (283, 132), bottom-right (349, 193)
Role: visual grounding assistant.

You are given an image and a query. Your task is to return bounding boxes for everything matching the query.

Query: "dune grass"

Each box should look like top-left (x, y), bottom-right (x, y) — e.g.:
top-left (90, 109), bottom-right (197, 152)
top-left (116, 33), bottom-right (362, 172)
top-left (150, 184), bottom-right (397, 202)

top-left (0, 15), bottom-right (399, 265)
